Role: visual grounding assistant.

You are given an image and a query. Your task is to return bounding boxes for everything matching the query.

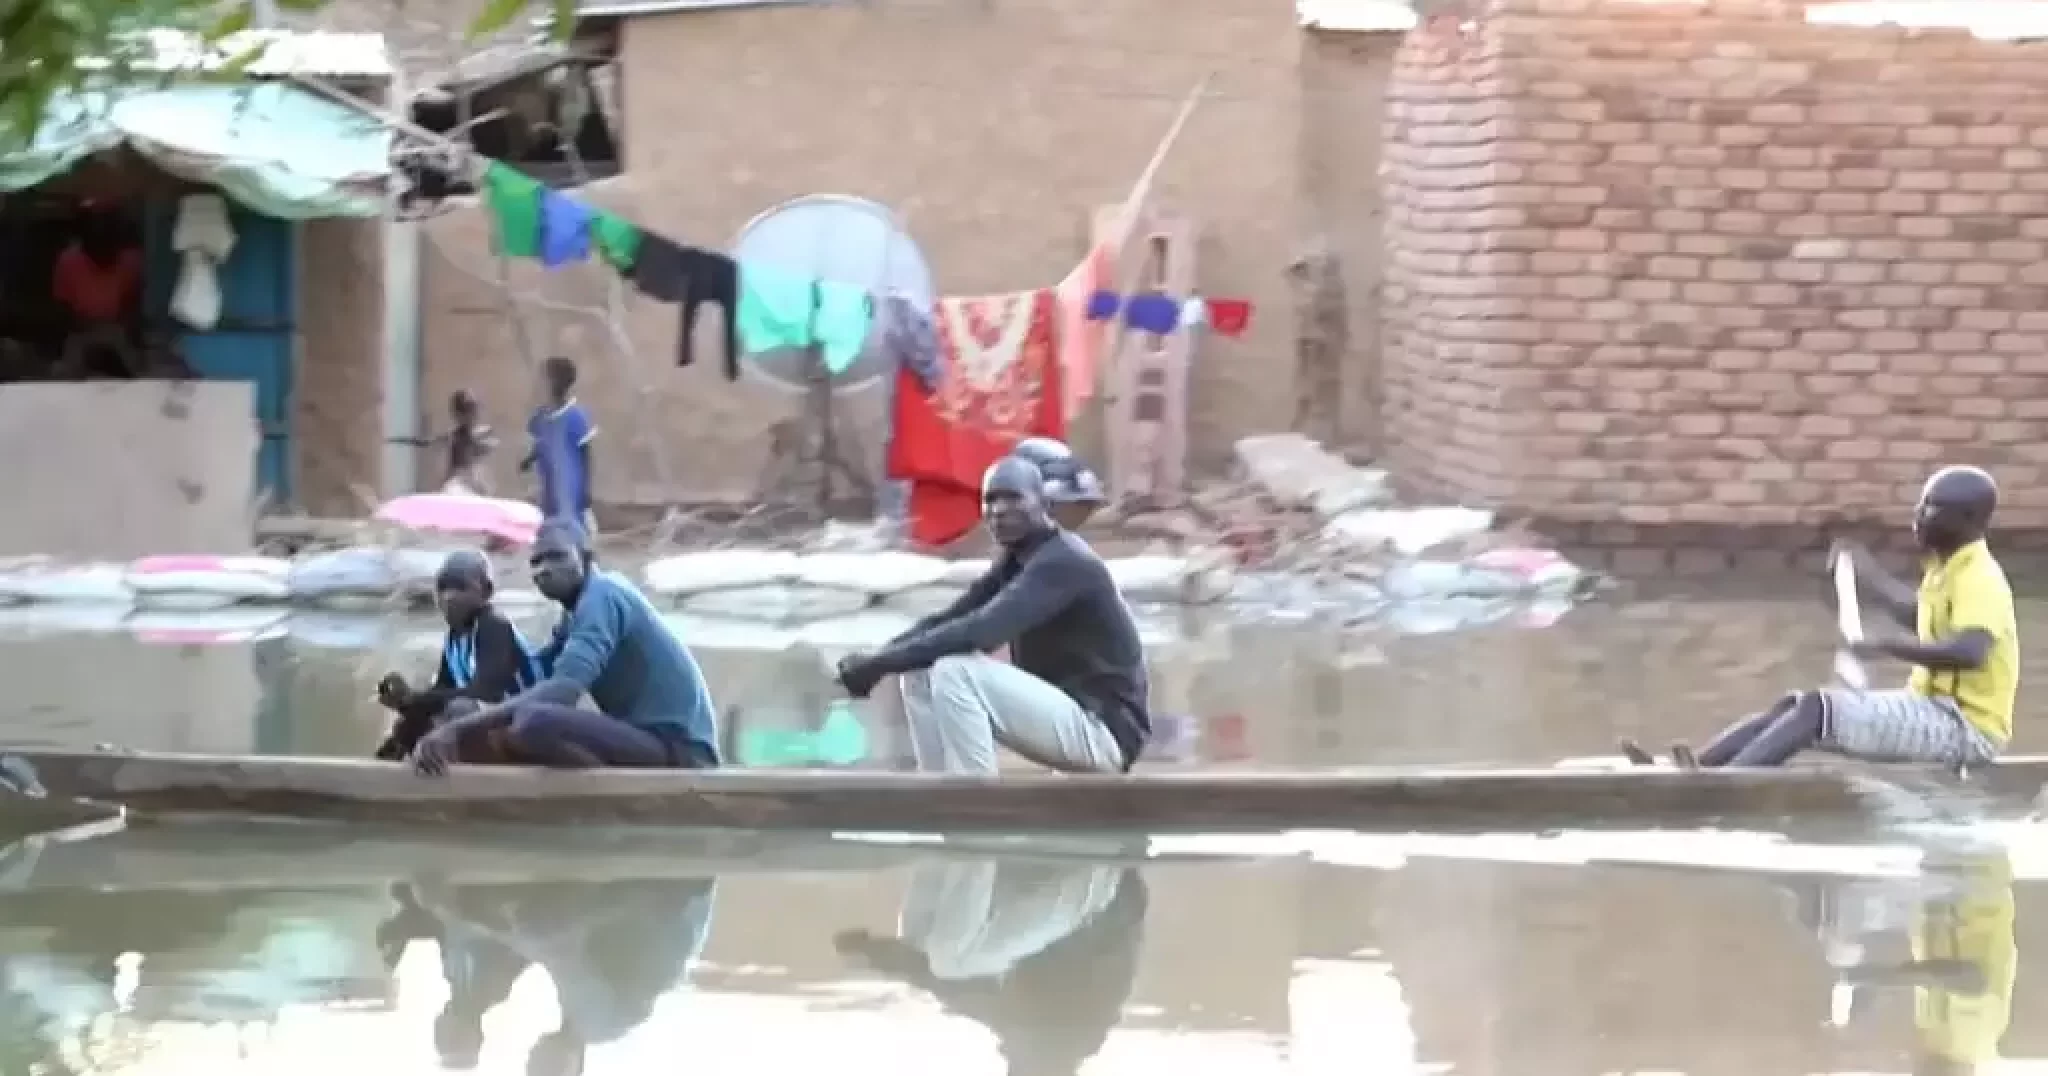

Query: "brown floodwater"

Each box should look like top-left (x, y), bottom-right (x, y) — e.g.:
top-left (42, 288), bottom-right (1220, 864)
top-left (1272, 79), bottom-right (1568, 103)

top-left (0, 829), bottom-right (2040, 1075)
top-left (0, 597), bottom-right (2040, 765)
top-left (2, 599), bottom-right (2046, 1072)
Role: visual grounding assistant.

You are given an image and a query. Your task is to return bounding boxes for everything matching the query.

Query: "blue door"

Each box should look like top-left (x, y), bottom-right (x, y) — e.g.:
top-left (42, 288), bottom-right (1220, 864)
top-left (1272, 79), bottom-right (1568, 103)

top-left (146, 201), bottom-right (297, 505)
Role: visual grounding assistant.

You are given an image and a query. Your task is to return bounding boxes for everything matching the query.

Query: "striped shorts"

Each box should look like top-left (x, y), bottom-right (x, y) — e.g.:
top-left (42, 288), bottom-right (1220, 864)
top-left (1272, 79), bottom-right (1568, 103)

top-left (1815, 688), bottom-right (1998, 767)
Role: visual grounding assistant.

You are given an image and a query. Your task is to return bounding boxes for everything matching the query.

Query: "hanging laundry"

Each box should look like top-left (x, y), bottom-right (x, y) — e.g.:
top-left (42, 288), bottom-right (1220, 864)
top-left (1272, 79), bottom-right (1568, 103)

top-left (1206, 298), bottom-right (1254, 337)
top-left (888, 289), bottom-right (1064, 548)
top-left (878, 294), bottom-right (941, 394)
top-left (481, 162), bottom-right (543, 259)
top-left (537, 189), bottom-right (593, 269)
top-left (169, 193), bottom-right (235, 330)
top-left (632, 234), bottom-right (741, 378)
top-left (736, 264), bottom-right (872, 375)
top-left (1055, 243), bottom-right (1113, 424)
top-left (1084, 289), bottom-right (1120, 322)
top-left (1178, 297), bottom-right (1208, 331)
top-left (592, 211), bottom-right (642, 273)
top-left (1123, 293), bottom-right (1179, 334)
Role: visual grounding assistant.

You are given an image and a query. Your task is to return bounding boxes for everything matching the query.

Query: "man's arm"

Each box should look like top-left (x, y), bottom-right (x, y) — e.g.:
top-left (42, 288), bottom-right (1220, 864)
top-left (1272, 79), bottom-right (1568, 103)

top-left (865, 553), bottom-right (1089, 676)
top-left (893, 558), bottom-right (1009, 642)
top-left (1842, 547), bottom-right (1918, 629)
top-left (1867, 568), bottom-right (2008, 672)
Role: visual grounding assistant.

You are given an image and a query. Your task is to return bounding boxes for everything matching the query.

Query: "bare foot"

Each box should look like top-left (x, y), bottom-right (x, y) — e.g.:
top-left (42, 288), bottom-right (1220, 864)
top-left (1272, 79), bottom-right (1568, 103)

top-left (1670, 744), bottom-right (1700, 771)
top-left (1618, 740), bottom-right (1657, 766)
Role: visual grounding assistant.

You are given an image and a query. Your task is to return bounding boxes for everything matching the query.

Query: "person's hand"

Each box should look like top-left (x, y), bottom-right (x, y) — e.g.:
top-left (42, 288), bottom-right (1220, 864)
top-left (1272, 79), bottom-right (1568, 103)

top-left (376, 673), bottom-right (412, 709)
top-left (836, 653), bottom-right (882, 699)
top-left (410, 727), bottom-right (461, 777)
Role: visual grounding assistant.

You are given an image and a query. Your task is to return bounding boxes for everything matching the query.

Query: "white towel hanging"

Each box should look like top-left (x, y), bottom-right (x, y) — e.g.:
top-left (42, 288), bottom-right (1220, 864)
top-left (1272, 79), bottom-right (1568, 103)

top-left (170, 194), bottom-right (237, 330)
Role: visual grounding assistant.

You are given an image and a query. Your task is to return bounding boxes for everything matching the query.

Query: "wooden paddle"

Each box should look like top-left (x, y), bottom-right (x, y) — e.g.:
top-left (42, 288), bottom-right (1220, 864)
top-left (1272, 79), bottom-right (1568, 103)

top-left (1832, 548), bottom-right (1870, 691)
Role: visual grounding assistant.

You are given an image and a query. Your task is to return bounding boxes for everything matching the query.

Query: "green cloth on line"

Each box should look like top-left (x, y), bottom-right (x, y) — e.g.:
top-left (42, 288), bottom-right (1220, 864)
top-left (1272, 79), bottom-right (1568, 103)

top-left (592, 211), bottom-right (643, 272)
top-left (736, 263), bottom-right (873, 374)
top-left (482, 162), bottom-right (543, 259)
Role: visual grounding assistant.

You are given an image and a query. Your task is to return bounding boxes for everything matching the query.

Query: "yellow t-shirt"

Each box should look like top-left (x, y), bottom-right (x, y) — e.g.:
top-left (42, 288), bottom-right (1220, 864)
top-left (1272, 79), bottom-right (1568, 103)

top-left (1914, 856), bottom-right (2017, 1066)
top-left (1910, 540), bottom-right (2020, 745)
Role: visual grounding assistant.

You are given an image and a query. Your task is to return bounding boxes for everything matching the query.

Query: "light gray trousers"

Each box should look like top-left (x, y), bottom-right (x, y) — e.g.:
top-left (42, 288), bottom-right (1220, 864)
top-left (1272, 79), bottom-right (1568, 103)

top-left (899, 654), bottom-right (1125, 775)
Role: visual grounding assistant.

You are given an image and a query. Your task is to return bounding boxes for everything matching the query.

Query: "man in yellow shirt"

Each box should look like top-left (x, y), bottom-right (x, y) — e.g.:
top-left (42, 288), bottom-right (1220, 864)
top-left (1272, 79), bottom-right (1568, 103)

top-left (1626, 465), bottom-right (2016, 768)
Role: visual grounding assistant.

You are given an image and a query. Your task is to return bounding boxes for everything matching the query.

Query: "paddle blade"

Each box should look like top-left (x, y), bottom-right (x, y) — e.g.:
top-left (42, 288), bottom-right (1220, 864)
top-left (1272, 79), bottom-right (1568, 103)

top-left (1830, 550), bottom-right (1869, 690)
top-left (1834, 651), bottom-right (1869, 691)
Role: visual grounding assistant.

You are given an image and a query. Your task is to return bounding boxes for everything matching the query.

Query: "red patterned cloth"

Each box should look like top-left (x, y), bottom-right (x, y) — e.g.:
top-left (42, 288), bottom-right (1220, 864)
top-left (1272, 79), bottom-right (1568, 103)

top-left (888, 289), bottom-right (1065, 548)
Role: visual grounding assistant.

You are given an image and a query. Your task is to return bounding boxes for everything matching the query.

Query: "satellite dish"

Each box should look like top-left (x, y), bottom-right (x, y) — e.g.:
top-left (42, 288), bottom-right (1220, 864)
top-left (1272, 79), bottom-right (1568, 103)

top-left (730, 194), bottom-right (934, 395)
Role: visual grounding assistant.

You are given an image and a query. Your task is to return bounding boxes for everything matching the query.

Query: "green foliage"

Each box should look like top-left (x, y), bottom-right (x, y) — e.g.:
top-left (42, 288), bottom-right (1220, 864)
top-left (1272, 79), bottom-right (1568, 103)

top-left (0, 0), bottom-right (569, 146)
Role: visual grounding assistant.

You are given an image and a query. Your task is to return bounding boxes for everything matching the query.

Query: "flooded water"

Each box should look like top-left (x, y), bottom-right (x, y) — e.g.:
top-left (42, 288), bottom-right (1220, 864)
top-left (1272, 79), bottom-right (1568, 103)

top-left (0, 597), bottom-right (2042, 765)
top-left (2, 823), bottom-right (2044, 1074)
top-left (6, 598), bottom-right (2048, 1070)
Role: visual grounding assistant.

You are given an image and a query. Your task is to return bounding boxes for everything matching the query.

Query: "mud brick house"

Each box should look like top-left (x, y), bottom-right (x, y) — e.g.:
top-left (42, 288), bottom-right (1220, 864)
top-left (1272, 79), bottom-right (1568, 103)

top-left (303, 0), bottom-right (1412, 509)
top-left (1383, 0), bottom-right (2048, 562)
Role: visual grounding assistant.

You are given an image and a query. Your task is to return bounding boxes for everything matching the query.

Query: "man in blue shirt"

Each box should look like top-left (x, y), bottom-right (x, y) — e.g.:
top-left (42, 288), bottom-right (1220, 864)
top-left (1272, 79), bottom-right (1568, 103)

top-left (521, 356), bottom-right (597, 531)
top-left (408, 519), bottom-right (720, 774)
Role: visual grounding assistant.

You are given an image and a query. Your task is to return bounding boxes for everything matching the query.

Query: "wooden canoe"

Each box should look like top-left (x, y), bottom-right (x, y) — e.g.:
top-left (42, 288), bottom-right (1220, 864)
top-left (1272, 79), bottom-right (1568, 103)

top-left (7, 747), bottom-right (2042, 832)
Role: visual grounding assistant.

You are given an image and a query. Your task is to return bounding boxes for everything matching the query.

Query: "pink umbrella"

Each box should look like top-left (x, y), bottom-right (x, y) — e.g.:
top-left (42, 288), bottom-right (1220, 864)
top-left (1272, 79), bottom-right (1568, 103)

top-left (374, 493), bottom-right (543, 546)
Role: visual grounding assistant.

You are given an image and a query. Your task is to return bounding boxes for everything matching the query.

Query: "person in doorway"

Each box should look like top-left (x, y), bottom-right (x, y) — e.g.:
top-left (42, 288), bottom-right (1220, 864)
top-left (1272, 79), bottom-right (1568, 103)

top-left (442, 390), bottom-right (499, 494)
top-left (1625, 466), bottom-right (2016, 770)
top-left (835, 858), bottom-right (1148, 1076)
top-left (834, 456), bottom-right (1150, 774)
top-left (375, 551), bottom-right (542, 762)
top-left (406, 519), bottom-right (720, 775)
top-left (51, 209), bottom-right (142, 379)
top-left (1009, 437), bottom-right (1108, 530)
top-left (521, 356), bottom-right (597, 532)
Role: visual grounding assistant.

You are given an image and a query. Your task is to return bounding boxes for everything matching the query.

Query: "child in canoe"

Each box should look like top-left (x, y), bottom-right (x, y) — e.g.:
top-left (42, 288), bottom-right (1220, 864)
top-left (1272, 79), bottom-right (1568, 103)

top-left (374, 550), bottom-right (541, 760)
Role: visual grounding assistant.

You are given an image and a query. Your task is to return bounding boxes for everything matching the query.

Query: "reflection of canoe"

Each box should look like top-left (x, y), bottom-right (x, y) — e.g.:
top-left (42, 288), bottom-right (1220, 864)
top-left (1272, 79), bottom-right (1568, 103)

top-left (0, 796), bottom-right (121, 844)
top-left (9, 747), bottom-right (2038, 832)
top-left (6, 821), bottom-right (913, 891)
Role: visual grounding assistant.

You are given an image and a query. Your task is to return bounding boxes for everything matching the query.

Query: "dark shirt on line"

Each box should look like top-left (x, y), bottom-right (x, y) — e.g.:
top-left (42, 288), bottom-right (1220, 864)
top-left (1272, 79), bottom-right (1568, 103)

top-left (870, 528), bottom-right (1151, 767)
top-left (375, 607), bottom-right (535, 760)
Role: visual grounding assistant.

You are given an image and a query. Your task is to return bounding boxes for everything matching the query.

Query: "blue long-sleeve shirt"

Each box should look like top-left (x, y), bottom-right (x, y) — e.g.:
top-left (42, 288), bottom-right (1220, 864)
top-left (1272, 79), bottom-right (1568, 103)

top-left (541, 570), bottom-right (719, 754)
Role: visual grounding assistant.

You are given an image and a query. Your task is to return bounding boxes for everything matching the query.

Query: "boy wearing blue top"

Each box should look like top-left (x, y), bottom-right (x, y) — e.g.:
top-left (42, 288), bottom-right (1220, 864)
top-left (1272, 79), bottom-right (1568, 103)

top-left (521, 356), bottom-right (597, 531)
top-left (375, 551), bottom-right (540, 760)
top-left (408, 519), bottom-right (720, 774)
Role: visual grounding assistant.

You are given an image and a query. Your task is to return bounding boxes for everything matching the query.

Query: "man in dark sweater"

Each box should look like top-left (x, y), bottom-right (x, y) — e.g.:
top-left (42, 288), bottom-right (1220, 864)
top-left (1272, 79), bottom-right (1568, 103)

top-left (836, 456), bottom-right (1150, 774)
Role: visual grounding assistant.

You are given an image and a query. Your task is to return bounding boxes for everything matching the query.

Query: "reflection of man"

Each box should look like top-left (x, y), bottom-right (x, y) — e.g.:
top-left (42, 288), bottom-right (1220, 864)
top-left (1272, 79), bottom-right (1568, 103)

top-left (836, 858), bottom-right (1149, 1076)
top-left (408, 876), bottom-right (719, 1076)
top-left (1822, 850), bottom-right (2016, 1075)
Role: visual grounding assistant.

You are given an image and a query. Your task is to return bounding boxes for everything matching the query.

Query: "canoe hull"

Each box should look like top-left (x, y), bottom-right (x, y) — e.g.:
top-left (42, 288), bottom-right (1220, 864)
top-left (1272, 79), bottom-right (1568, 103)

top-left (8, 747), bottom-right (2031, 833)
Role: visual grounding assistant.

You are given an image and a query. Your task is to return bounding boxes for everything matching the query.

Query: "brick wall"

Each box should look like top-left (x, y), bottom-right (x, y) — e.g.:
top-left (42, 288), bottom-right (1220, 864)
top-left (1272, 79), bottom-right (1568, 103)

top-left (1385, 0), bottom-right (2048, 552)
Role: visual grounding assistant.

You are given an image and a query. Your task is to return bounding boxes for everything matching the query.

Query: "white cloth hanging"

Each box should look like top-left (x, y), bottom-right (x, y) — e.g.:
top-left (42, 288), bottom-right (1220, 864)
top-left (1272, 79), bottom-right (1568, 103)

top-left (170, 194), bottom-right (237, 330)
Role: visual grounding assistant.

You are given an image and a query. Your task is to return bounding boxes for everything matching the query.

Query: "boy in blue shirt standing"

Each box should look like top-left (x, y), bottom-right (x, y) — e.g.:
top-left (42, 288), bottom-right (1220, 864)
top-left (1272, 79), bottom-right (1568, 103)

top-left (521, 356), bottom-right (597, 532)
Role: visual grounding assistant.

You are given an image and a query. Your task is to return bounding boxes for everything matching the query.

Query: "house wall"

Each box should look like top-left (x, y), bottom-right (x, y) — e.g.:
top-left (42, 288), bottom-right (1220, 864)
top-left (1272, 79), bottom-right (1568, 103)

top-left (0, 381), bottom-right (256, 559)
top-left (296, 217), bottom-right (388, 516)
top-left (413, 0), bottom-right (1315, 508)
top-left (1383, 0), bottom-right (2048, 561)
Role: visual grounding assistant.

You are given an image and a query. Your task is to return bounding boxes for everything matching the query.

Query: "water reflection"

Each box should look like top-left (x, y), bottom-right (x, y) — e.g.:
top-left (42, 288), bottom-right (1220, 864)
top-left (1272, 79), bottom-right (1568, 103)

top-left (3, 825), bottom-right (2048, 1073)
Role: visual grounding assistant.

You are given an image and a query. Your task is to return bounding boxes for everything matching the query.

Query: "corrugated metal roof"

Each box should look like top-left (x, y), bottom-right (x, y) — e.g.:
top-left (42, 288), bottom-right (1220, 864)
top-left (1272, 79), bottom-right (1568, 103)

top-left (575, 0), bottom-right (824, 19)
top-left (1298, 0), bottom-right (1418, 31)
top-left (121, 29), bottom-right (395, 78)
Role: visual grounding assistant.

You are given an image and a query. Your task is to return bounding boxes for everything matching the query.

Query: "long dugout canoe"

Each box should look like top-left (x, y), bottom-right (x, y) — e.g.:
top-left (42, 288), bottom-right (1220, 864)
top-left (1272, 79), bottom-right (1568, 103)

top-left (10, 748), bottom-right (2043, 832)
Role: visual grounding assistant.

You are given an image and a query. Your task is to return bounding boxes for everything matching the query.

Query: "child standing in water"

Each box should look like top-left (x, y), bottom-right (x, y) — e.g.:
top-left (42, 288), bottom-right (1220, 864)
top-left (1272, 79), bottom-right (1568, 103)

top-left (442, 390), bottom-right (497, 494)
top-left (520, 356), bottom-right (597, 533)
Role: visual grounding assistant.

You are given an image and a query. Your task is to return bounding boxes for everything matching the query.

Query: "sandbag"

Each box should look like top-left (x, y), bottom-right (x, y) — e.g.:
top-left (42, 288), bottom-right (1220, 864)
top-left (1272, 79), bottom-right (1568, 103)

top-left (0, 564), bottom-right (134, 605)
top-left (792, 610), bottom-right (918, 649)
top-left (127, 609), bottom-right (290, 645)
top-left (127, 555), bottom-right (290, 609)
top-left (1468, 547), bottom-right (1586, 595)
top-left (679, 583), bottom-right (873, 623)
top-left (643, 551), bottom-right (800, 601)
top-left (1106, 555), bottom-right (1236, 605)
top-left (791, 552), bottom-right (951, 596)
top-left (287, 548), bottom-right (444, 607)
top-left (1322, 506), bottom-right (1494, 556)
top-left (884, 585), bottom-right (966, 618)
